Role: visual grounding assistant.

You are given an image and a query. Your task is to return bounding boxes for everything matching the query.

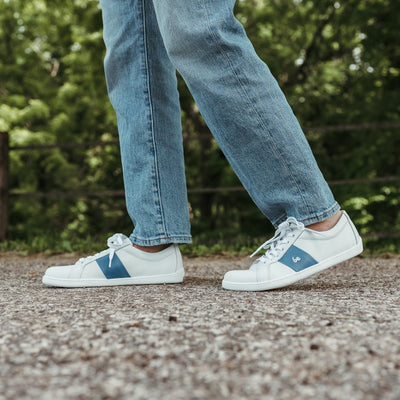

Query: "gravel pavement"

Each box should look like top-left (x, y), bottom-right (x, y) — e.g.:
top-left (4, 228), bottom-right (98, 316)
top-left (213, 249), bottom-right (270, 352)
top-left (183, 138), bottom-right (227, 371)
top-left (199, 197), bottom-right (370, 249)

top-left (0, 252), bottom-right (399, 400)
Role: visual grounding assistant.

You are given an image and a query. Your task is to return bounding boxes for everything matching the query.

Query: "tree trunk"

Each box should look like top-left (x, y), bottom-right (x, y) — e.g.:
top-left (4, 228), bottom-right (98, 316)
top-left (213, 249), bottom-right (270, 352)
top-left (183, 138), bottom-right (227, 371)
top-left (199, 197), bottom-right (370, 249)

top-left (0, 131), bottom-right (9, 241)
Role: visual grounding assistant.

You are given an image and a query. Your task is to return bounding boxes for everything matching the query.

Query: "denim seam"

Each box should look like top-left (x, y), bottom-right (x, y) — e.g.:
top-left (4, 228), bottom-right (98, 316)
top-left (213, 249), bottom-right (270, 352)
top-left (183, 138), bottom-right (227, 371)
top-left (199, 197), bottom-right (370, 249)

top-left (129, 234), bottom-right (192, 245)
top-left (141, 0), bottom-right (168, 237)
top-left (201, 0), bottom-right (313, 219)
top-left (131, 234), bottom-right (192, 240)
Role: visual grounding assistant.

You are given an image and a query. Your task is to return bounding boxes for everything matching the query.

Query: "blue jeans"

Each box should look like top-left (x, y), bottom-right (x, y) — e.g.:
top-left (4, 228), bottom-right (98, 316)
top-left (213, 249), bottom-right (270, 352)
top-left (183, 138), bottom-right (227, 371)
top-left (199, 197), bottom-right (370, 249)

top-left (100, 0), bottom-right (340, 246)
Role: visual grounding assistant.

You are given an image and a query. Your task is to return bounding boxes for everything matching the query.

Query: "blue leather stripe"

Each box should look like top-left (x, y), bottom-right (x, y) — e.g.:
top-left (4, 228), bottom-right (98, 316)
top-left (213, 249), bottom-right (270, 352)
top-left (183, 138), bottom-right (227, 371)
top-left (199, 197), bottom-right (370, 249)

top-left (279, 245), bottom-right (318, 272)
top-left (96, 253), bottom-right (131, 279)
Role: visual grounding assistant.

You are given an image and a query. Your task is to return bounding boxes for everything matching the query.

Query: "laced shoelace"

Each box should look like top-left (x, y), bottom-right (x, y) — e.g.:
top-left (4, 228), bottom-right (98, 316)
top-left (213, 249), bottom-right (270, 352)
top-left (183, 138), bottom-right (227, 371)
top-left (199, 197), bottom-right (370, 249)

top-left (76, 233), bottom-right (128, 268)
top-left (250, 217), bottom-right (304, 261)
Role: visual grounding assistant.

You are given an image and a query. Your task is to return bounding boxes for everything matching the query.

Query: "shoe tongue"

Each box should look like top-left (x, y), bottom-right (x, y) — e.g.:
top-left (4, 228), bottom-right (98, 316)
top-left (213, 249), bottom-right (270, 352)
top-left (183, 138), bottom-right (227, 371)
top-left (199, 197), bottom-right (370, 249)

top-left (252, 234), bottom-right (293, 267)
top-left (108, 233), bottom-right (130, 248)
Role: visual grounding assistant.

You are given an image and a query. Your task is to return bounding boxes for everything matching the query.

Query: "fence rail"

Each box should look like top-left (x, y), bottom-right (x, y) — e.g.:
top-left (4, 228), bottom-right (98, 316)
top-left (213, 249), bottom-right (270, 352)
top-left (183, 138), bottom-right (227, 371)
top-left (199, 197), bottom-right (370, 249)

top-left (1, 121), bottom-right (400, 242)
top-left (7, 176), bottom-right (400, 199)
top-left (8, 120), bottom-right (400, 152)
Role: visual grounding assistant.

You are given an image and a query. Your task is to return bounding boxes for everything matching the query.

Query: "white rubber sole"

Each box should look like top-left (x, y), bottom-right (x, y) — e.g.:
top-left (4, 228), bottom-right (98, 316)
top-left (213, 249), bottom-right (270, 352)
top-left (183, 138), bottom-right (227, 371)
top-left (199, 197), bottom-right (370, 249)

top-left (222, 240), bottom-right (363, 291)
top-left (42, 268), bottom-right (185, 288)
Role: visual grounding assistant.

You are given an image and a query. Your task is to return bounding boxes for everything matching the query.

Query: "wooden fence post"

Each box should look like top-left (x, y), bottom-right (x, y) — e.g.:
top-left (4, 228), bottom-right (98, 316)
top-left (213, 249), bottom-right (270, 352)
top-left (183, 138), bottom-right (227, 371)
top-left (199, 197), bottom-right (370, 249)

top-left (0, 131), bottom-right (9, 242)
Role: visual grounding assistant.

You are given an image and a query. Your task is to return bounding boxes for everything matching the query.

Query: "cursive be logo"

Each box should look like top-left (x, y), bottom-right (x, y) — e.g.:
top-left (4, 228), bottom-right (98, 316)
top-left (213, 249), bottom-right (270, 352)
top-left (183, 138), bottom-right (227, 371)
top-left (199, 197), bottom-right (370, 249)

top-left (292, 256), bottom-right (301, 263)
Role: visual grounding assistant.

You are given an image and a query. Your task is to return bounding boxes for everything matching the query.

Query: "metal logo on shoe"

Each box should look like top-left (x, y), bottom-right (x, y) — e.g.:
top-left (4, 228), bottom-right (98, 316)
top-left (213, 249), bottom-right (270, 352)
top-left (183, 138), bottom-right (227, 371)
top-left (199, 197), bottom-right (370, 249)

top-left (96, 253), bottom-right (131, 279)
top-left (279, 245), bottom-right (317, 272)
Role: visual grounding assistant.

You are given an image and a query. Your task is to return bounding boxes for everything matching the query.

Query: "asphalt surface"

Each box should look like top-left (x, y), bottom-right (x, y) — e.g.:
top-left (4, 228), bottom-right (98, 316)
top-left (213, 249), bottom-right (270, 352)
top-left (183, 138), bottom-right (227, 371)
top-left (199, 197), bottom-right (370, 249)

top-left (0, 252), bottom-right (399, 400)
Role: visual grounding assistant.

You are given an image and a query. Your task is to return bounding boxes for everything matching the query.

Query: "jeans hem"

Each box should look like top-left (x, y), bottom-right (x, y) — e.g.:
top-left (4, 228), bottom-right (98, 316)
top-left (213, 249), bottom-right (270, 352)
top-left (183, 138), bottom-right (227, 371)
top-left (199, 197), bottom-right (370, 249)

top-left (129, 234), bottom-right (192, 246)
top-left (272, 202), bottom-right (341, 228)
top-left (271, 212), bottom-right (289, 228)
top-left (296, 202), bottom-right (341, 227)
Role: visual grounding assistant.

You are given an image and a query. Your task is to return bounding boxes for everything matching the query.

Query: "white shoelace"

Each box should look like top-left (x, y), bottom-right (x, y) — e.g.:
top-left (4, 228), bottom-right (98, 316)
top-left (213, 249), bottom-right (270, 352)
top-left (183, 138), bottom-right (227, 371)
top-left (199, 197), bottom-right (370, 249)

top-left (76, 233), bottom-right (128, 268)
top-left (250, 217), bottom-right (304, 261)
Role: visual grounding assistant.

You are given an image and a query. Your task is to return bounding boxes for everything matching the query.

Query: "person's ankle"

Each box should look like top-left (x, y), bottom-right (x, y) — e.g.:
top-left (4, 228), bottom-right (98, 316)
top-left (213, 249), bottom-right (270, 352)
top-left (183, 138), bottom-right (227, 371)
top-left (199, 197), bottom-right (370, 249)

top-left (306, 211), bottom-right (342, 232)
top-left (133, 243), bottom-right (172, 253)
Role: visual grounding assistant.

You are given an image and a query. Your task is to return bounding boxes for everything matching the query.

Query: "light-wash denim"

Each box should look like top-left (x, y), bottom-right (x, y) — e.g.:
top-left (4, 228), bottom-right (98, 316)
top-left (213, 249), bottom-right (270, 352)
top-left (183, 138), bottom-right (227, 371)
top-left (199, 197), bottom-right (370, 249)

top-left (99, 0), bottom-right (340, 246)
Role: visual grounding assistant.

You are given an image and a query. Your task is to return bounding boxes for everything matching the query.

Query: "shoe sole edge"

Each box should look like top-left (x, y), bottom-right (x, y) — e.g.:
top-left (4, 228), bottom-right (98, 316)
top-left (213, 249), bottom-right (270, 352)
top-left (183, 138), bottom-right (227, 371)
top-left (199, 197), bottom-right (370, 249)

top-left (42, 268), bottom-right (185, 288)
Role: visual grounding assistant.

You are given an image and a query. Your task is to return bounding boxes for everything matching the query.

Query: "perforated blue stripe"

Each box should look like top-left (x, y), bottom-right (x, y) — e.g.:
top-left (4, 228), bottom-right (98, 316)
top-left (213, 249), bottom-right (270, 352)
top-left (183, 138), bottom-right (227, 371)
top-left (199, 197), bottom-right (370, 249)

top-left (279, 245), bottom-right (318, 272)
top-left (96, 253), bottom-right (131, 279)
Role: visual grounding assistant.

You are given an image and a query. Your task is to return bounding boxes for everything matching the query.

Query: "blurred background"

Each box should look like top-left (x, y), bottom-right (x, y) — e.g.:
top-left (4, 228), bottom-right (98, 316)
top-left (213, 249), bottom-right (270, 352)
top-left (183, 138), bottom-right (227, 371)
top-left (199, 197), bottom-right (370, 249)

top-left (0, 0), bottom-right (399, 255)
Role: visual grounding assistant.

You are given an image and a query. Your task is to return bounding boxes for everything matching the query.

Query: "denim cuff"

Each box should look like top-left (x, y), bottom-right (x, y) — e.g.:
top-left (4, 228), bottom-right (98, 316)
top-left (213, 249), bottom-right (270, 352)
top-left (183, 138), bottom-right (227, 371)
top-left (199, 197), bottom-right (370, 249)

top-left (129, 234), bottom-right (193, 246)
top-left (272, 201), bottom-right (341, 228)
top-left (296, 202), bottom-right (341, 227)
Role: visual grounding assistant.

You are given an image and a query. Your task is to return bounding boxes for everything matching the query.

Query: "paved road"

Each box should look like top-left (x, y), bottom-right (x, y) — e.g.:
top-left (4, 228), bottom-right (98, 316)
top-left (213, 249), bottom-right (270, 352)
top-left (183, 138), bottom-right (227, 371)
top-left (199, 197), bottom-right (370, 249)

top-left (0, 252), bottom-right (399, 400)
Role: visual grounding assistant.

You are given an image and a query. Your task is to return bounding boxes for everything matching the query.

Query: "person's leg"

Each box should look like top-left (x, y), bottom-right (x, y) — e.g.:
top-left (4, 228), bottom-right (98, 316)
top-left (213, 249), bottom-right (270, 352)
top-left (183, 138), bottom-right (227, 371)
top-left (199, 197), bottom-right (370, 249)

top-left (148, 0), bottom-right (362, 291)
top-left (42, 0), bottom-right (191, 287)
top-left (100, 0), bottom-right (191, 246)
top-left (151, 0), bottom-right (339, 227)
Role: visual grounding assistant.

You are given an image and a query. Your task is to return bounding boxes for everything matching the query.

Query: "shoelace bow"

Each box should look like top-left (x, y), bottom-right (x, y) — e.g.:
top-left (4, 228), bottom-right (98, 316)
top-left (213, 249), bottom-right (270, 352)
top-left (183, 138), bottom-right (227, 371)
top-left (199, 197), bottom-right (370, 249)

top-left (76, 233), bottom-right (128, 268)
top-left (250, 217), bottom-right (304, 261)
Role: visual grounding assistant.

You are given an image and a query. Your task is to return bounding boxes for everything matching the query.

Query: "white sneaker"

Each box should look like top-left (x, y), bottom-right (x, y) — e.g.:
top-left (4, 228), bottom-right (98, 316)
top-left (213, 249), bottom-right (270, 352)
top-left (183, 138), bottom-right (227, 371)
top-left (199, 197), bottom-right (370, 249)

top-left (42, 233), bottom-right (184, 287)
top-left (222, 211), bottom-right (363, 291)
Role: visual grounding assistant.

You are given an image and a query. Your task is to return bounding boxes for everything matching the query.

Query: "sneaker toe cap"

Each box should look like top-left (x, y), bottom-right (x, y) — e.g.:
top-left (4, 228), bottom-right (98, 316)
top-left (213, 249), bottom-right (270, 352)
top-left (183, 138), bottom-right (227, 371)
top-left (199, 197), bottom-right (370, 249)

top-left (44, 265), bottom-right (73, 279)
top-left (223, 269), bottom-right (258, 284)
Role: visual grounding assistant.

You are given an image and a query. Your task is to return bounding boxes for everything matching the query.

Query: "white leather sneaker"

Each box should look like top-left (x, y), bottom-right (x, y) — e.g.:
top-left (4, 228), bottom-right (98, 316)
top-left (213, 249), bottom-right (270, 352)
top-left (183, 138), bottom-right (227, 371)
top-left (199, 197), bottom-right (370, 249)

top-left (42, 233), bottom-right (184, 287)
top-left (222, 211), bottom-right (363, 291)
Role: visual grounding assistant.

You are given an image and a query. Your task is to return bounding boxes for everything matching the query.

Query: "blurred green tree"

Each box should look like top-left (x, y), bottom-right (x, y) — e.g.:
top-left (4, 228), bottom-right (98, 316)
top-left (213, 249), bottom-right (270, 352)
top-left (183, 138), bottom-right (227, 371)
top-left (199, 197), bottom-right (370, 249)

top-left (1, 0), bottom-right (399, 249)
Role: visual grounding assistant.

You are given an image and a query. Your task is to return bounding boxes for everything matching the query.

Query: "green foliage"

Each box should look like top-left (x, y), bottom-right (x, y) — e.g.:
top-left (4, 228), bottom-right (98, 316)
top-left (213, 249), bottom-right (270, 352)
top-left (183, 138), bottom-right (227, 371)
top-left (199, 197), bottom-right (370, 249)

top-left (1, 0), bottom-right (399, 253)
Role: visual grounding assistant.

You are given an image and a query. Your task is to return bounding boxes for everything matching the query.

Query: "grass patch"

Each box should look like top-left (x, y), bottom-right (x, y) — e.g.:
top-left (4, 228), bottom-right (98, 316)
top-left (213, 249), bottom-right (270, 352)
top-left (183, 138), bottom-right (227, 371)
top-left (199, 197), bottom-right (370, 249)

top-left (0, 234), bottom-right (399, 257)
